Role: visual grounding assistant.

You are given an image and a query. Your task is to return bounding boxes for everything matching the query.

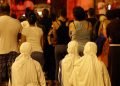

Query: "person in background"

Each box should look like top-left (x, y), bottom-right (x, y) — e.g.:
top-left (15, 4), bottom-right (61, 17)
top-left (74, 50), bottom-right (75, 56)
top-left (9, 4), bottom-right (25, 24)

top-left (97, 10), bottom-right (115, 67)
top-left (107, 12), bottom-right (120, 86)
top-left (45, 13), bottom-right (57, 86)
top-left (69, 42), bottom-right (111, 86)
top-left (10, 42), bottom-right (46, 86)
top-left (69, 6), bottom-right (92, 56)
top-left (0, 4), bottom-right (22, 83)
top-left (21, 8), bottom-right (32, 28)
top-left (86, 8), bottom-right (98, 42)
top-left (87, 8), bottom-right (97, 28)
top-left (59, 40), bottom-right (80, 86)
top-left (52, 8), bottom-right (70, 85)
top-left (21, 10), bottom-right (44, 68)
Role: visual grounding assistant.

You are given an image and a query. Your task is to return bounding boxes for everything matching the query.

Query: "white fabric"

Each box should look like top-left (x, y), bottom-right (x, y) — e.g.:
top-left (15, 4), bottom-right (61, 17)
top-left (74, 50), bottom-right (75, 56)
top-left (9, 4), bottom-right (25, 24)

top-left (0, 15), bottom-right (22, 54)
top-left (22, 26), bottom-right (43, 52)
top-left (21, 20), bottom-right (30, 28)
top-left (69, 42), bottom-right (111, 86)
top-left (60, 40), bottom-right (81, 86)
top-left (11, 42), bottom-right (46, 86)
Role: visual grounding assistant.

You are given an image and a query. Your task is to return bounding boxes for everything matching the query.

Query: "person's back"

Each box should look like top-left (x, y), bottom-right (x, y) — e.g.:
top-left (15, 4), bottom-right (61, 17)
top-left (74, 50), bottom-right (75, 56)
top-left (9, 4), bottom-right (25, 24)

top-left (87, 8), bottom-right (97, 28)
top-left (69, 6), bottom-right (92, 55)
top-left (107, 19), bottom-right (120, 86)
top-left (56, 20), bottom-right (70, 45)
top-left (22, 26), bottom-right (43, 52)
top-left (0, 16), bottom-right (21, 54)
top-left (21, 10), bottom-right (44, 67)
top-left (11, 42), bottom-right (46, 86)
top-left (69, 42), bottom-right (111, 86)
top-left (70, 20), bottom-right (92, 54)
top-left (0, 4), bottom-right (22, 83)
top-left (60, 40), bottom-right (80, 86)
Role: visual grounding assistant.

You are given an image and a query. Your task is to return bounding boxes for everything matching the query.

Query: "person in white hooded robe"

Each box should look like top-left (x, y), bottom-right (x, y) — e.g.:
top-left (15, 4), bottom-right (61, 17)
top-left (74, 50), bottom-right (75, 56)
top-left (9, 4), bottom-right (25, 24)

top-left (59, 40), bottom-right (81, 86)
top-left (10, 42), bottom-right (46, 86)
top-left (69, 42), bottom-right (111, 86)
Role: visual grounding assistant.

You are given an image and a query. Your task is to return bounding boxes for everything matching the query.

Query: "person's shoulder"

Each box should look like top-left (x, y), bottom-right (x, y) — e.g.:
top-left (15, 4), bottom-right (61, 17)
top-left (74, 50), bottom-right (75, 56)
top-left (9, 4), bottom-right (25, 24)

top-left (33, 59), bottom-right (42, 69)
top-left (69, 21), bottom-right (74, 27)
top-left (62, 54), bottom-right (74, 64)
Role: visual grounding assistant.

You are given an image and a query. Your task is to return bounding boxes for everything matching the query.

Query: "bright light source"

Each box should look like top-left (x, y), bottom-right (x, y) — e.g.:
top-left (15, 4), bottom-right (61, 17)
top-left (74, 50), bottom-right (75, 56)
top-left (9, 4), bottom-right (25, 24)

top-left (38, 11), bottom-right (42, 16)
top-left (22, 14), bottom-right (25, 17)
top-left (47, 0), bottom-right (51, 4)
top-left (108, 4), bottom-right (111, 10)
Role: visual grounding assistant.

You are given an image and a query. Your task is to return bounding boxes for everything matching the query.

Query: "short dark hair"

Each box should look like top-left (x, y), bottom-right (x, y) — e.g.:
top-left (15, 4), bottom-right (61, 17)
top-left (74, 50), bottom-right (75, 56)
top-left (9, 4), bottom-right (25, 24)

top-left (42, 9), bottom-right (49, 17)
top-left (73, 6), bottom-right (86, 21)
top-left (25, 7), bottom-right (33, 19)
top-left (0, 4), bottom-right (10, 14)
top-left (87, 8), bottom-right (95, 17)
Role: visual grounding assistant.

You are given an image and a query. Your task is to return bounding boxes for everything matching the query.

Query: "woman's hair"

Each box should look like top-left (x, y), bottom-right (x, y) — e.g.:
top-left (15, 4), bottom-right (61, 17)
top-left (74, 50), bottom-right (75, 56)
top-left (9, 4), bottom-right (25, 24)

top-left (73, 6), bottom-right (86, 21)
top-left (27, 11), bottom-right (37, 25)
top-left (25, 7), bottom-right (32, 18)
top-left (87, 8), bottom-right (96, 17)
top-left (42, 9), bottom-right (49, 18)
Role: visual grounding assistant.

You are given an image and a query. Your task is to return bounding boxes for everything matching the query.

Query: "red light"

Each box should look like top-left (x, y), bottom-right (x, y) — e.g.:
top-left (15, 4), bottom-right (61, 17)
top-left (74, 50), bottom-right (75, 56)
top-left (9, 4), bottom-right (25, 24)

top-left (47, 0), bottom-right (51, 4)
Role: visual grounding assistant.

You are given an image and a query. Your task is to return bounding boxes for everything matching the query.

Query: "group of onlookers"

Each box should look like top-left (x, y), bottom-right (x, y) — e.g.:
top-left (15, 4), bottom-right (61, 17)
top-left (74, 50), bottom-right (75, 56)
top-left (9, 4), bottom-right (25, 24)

top-left (0, 2), bottom-right (120, 86)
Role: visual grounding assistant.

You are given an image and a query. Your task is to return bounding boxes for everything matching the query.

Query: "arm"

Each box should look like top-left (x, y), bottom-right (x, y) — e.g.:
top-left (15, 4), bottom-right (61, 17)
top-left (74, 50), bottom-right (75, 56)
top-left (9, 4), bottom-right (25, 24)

top-left (69, 22), bottom-right (75, 39)
top-left (47, 29), bottom-right (53, 45)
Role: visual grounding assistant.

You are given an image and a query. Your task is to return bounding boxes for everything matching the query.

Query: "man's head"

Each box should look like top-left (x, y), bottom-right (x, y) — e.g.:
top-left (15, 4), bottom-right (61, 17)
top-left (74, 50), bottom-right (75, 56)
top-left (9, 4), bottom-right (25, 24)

top-left (0, 4), bottom-right (10, 15)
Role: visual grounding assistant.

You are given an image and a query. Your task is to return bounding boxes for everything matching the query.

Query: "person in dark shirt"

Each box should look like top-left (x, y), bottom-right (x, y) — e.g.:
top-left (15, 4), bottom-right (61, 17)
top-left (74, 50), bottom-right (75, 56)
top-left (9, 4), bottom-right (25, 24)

top-left (107, 18), bottom-right (120, 86)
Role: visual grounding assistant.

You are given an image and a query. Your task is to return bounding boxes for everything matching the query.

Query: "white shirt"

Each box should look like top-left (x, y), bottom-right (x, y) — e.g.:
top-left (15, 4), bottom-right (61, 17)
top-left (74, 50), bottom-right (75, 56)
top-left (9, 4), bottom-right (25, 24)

top-left (0, 15), bottom-right (22, 54)
top-left (22, 26), bottom-right (43, 52)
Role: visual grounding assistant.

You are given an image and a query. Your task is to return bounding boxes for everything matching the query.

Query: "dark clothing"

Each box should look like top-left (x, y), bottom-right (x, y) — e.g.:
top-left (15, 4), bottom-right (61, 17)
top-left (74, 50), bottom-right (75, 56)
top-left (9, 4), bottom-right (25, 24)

top-left (31, 51), bottom-right (44, 68)
top-left (40, 17), bottom-right (52, 35)
top-left (107, 19), bottom-right (120, 86)
top-left (55, 20), bottom-right (70, 80)
top-left (55, 45), bottom-right (67, 80)
top-left (107, 19), bottom-right (120, 44)
top-left (87, 18), bottom-right (97, 28)
top-left (108, 46), bottom-right (120, 86)
top-left (56, 20), bottom-right (70, 45)
top-left (44, 45), bottom-right (55, 80)
top-left (87, 18), bottom-right (98, 42)
top-left (91, 20), bottom-right (100, 42)
top-left (0, 52), bottom-right (19, 83)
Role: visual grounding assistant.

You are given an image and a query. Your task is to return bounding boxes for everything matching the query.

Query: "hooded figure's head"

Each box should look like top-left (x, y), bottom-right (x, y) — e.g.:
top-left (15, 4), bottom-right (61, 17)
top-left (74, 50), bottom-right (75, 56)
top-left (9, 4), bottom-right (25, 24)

top-left (83, 42), bottom-right (97, 55)
top-left (20, 42), bottom-right (32, 55)
top-left (67, 40), bottom-right (79, 55)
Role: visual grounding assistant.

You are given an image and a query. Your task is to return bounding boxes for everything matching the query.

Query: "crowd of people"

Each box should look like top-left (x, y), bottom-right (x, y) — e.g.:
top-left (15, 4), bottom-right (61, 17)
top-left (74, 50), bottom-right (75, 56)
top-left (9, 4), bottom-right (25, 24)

top-left (0, 2), bottom-right (120, 86)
